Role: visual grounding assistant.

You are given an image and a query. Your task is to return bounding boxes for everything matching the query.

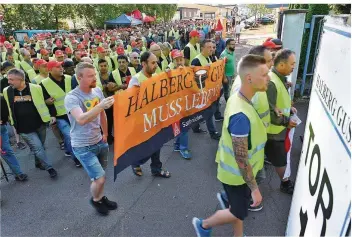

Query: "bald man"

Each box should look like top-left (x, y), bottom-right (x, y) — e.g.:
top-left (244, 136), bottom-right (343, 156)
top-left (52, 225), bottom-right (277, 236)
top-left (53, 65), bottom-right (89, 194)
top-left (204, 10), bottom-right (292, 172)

top-left (128, 52), bottom-right (142, 73)
top-left (149, 44), bottom-right (167, 74)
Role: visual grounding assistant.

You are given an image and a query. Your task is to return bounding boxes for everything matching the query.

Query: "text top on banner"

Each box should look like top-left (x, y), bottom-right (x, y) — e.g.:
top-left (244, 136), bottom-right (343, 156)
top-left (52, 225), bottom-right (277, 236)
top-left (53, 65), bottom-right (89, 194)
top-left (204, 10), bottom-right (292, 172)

top-left (113, 60), bottom-right (225, 166)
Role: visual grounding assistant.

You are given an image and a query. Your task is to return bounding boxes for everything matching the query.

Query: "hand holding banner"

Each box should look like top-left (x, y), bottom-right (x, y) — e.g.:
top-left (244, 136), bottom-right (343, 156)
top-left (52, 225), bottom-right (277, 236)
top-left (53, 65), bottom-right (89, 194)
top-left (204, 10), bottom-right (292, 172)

top-left (113, 60), bottom-right (225, 179)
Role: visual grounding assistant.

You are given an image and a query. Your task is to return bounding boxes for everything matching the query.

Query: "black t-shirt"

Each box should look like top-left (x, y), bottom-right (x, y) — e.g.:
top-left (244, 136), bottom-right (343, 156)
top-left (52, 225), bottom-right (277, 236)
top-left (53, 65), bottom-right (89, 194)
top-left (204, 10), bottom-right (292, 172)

top-left (13, 85), bottom-right (44, 133)
top-left (40, 75), bottom-right (69, 122)
top-left (183, 45), bottom-right (198, 60)
top-left (1, 96), bottom-right (9, 124)
top-left (191, 56), bottom-right (211, 66)
top-left (210, 55), bottom-right (217, 63)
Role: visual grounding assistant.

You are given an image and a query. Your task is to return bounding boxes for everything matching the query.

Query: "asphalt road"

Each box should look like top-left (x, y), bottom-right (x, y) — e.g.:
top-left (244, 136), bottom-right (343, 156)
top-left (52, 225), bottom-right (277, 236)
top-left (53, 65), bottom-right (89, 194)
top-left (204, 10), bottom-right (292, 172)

top-left (0, 42), bottom-right (308, 237)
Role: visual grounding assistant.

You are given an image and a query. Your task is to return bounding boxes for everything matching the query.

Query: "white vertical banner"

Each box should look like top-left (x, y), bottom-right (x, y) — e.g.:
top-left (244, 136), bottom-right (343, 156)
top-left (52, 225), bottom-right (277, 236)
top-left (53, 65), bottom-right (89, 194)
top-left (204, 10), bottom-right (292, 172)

top-left (286, 15), bottom-right (351, 237)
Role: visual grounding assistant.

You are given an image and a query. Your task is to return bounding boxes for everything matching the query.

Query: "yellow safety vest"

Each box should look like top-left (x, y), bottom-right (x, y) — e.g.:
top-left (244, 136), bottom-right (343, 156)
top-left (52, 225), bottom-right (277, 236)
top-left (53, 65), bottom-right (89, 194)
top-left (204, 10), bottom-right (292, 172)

top-left (168, 62), bottom-right (175, 70)
top-left (216, 93), bottom-right (267, 185)
top-left (14, 60), bottom-right (21, 69)
top-left (174, 30), bottom-right (180, 40)
top-left (12, 42), bottom-right (20, 51)
top-left (267, 71), bottom-right (291, 135)
top-left (3, 83), bottom-right (51, 125)
top-left (2, 52), bottom-right (19, 62)
top-left (94, 56), bottom-right (113, 72)
top-left (184, 43), bottom-right (200, 63)
top-left (32, 74), bottom-right (47, 85)
top-left (127, 45), bottom-right (132, 53)
top-left (155, 55), bottom-right (168, 75)
top-left (231, 75), bottom-right (271, 131)
top-left (20, 60), bottom-right (37, 81)
top-left (41, 75), bottom-right (72, 116)
top-left (194, 54), bottom-right (211, 66)
top-left (135, 71), bottom-right (149, 84)
top-left (94, 74), bottom-right (105, 91)
top-left (111, 67), bottom-right (136, 94)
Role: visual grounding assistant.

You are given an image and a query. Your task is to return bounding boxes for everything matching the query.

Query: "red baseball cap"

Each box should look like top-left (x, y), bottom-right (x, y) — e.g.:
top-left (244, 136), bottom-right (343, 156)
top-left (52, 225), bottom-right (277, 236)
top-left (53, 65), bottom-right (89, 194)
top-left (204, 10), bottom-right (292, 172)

top-left (265, 37), bottom-right (273, 42)
top-left (111, 37), bottom-right (116, 41)
top-left (36, 59), bottom-right (48, 67)
top-left (47, 61), bottom-right (63, 70)
top-left (262, 41), bottom-right (277, 49)
top-left (65, 47), bottom-right (72, 54)
top-left (55, 50), bottom-right (64, 57)
top-left (189, 30), bottom-right (200, 38)
top-left (95, 35), bottom-right (101, 39)
top-left (5, 43), bottom-right (13, 49)
top-left (171, 49), bottom-right (183, 59)
top-left (40, 49), bottom-right (49, 55)
top-left (97, 46), bottom-right (105, 53)
top-left (77, 43), bottom-right (84, 49)
top-left (116, 47), bottom-right (125, 55)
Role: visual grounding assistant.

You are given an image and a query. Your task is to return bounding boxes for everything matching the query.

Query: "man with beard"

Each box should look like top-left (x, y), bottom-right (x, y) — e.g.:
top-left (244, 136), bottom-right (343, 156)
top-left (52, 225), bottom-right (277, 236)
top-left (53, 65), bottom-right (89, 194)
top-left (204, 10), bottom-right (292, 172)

top-left (220, 39), bottom-right (236, 102)
top-left (64, 62), bottom-right (117, 215)
top-left (128, 52), bottom-right (171, 178)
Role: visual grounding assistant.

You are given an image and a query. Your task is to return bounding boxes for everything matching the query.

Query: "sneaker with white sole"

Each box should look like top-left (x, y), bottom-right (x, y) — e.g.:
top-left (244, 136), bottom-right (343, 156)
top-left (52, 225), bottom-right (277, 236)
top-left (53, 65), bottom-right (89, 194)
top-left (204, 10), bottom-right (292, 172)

top-left (192, 217), bottom-right (212, 237)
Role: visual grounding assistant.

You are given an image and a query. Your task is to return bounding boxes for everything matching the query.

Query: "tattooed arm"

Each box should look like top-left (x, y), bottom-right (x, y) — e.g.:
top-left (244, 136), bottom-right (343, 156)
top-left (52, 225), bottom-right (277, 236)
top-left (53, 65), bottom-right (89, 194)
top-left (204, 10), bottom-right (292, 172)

top-left (232, 136), bottom-right (258, 191)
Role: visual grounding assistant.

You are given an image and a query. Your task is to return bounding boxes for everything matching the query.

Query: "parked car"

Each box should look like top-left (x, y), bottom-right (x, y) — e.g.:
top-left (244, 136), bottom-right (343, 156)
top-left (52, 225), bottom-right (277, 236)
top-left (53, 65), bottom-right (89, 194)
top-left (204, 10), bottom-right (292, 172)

top-left (256, 17), bottom-right (275, 25)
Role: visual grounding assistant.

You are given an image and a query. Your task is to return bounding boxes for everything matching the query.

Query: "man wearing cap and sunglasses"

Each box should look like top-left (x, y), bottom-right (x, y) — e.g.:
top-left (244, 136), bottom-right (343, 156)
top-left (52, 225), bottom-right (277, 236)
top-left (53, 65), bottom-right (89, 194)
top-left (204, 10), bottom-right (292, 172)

top-left (40, 61), bottom-right (82, 168)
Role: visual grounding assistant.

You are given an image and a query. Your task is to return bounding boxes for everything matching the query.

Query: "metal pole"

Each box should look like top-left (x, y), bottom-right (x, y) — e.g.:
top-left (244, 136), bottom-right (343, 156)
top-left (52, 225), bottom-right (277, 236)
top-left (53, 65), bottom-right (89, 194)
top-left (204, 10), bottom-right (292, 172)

top-left (300, 15), bottom-right (326, 96)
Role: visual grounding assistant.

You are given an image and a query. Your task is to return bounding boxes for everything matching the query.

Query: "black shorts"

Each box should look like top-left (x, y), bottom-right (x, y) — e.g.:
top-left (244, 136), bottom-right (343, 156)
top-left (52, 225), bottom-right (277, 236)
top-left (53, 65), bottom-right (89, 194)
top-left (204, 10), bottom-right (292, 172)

top-left (264, 140), bottom-right (287, 167)
top-left (222, 183), bottom-right (251, 221)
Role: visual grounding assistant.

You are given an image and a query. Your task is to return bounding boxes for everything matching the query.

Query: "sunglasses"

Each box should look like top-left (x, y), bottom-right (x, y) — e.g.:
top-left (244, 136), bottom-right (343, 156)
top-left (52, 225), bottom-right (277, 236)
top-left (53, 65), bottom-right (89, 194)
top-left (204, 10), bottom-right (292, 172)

top-left (133, 57), bottom-right (140, 59)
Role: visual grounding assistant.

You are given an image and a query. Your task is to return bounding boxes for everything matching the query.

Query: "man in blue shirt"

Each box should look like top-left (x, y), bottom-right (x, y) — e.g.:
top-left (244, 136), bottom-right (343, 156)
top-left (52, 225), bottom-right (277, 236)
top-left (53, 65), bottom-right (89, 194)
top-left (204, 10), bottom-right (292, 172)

top-left (215, 32), bottom-right (226, 59)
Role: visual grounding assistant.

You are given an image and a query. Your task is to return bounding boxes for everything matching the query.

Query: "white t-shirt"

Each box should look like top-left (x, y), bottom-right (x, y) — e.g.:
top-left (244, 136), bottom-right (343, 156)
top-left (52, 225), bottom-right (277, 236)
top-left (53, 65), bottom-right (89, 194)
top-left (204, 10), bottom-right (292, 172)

top-left (235, 25), bottom-right (241, 34)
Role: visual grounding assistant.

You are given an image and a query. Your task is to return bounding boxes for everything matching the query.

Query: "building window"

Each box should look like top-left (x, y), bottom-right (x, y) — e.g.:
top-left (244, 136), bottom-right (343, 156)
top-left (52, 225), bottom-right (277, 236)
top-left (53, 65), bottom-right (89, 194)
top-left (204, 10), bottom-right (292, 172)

top-left (183, 11), bottom-right (187, 17)
top-left (189, 11), bottom-right (191, 17)
top-left (200, 13), bottom-right (203, 17)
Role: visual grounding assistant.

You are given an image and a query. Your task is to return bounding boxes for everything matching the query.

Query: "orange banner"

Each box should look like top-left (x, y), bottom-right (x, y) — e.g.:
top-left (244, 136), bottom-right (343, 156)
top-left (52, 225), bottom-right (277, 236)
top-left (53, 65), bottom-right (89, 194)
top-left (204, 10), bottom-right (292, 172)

top-left (113, 60), bottom-right (225, 167)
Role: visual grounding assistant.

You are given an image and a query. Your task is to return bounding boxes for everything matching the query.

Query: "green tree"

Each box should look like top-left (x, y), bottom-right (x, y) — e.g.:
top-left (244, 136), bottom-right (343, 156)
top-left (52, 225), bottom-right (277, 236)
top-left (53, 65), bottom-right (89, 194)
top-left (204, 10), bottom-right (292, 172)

top-left (246, 4), bottom-right (272, 22)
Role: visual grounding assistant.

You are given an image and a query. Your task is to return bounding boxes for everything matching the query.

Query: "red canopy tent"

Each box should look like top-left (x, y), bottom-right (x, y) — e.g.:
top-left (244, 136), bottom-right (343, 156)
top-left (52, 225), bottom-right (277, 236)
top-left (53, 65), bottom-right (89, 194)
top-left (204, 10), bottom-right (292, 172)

top-left (143, 16), bottom-right (155, 23)
top-left (126, 9), bottom-right (142, 20)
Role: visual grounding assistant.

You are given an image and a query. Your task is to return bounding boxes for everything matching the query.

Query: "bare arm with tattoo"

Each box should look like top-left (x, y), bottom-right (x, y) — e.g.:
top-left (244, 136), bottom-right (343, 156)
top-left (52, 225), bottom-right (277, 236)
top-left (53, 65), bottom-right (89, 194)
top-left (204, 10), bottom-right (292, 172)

top-left (232, 136), bottom-right (263, 206)
top-left (232, 136), bottom-right (258, 191)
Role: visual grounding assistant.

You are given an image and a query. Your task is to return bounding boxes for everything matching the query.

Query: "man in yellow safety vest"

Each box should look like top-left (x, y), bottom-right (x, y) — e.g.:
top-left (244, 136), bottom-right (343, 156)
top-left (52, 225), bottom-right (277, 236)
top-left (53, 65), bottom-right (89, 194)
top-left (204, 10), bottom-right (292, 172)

top-left (192, 54), bottom-right (270, 237)
top-left (127, 51), bottom-right (171, 178)
top-left (183, 30), bottom-right (201, 66)
top-left (40, 61), bottom-right (82, 168)
top-left (3, 68), bottom-right (58, 178)
top-left (265, 49), bottom-right (298, 194)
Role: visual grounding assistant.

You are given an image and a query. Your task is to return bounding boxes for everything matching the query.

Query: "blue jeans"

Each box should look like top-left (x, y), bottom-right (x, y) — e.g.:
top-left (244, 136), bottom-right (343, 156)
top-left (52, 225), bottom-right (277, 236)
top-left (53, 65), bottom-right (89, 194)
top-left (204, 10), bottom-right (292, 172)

top-left (72, 140), bottom-right (109, 181)
top-left (175, 131), bottom-right (189, 151)
top-left (20, 124), bottom-right (52, 170)
top-left (56, 118), bottom-right (76, 159)
top-left (1, 125), bottom-right (23, 175)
